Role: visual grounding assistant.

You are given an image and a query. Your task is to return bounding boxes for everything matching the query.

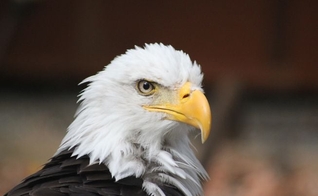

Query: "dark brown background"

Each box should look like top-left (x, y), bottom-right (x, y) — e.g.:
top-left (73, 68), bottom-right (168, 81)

top-left (1, 0), bottom-right (317, 90)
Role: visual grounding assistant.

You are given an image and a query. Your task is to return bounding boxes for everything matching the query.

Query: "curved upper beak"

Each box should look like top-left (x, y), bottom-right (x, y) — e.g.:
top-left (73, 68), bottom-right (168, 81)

top-left (143, 82), bottom-right (212, 143)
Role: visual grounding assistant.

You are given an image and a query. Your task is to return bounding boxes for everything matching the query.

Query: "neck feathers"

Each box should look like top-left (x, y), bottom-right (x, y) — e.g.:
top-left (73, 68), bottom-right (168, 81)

top-left (56, 120), bottom-right (208, 196)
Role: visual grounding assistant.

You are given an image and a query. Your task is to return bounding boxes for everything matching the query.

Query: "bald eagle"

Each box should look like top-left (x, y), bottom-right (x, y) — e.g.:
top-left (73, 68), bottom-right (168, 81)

top-left (5, 43), bottom-right (211, 196)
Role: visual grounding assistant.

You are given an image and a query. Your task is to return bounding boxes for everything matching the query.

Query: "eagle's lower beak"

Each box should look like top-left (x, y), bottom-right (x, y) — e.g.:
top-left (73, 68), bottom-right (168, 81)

top-left (143, 82), bottom-right (211, 143)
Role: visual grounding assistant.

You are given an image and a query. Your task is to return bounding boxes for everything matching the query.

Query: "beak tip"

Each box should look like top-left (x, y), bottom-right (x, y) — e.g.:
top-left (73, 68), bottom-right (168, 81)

top-left (200, 120), bottom-right (211, 144)
top-left (200, 132), bottom-right (208, 144)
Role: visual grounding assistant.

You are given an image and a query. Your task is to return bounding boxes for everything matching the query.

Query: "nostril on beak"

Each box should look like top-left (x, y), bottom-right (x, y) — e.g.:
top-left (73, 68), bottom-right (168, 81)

top-left (182, 93), bottom-right (190, 99)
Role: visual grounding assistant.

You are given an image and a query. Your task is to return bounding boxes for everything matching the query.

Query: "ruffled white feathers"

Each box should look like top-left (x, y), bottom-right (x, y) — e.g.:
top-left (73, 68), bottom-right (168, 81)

top-left (56, 43), bottom-right (208, 196)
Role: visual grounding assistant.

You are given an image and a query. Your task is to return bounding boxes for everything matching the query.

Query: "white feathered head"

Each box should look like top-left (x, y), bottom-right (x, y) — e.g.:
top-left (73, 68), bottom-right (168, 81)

top-left (57, 43), bottom-right (211, 196)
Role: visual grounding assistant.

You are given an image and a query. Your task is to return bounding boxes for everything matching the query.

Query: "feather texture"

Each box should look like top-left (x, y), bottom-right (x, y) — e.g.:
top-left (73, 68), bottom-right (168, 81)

top-left (5, 148), bottom-right (183, 196)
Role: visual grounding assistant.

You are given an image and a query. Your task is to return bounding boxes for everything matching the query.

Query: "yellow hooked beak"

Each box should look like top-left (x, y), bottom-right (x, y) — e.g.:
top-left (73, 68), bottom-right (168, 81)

top-left (143, 82), bottom-right (211, 143)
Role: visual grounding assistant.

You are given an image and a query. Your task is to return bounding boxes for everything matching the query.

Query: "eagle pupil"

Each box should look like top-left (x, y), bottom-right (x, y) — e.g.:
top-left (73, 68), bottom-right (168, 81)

top-left (143, 82), bottom-right (150, 90)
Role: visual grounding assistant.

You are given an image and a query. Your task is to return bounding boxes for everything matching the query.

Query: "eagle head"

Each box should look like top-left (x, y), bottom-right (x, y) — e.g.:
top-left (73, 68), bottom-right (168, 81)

top-left (57, 43), bottom-right (211, 196)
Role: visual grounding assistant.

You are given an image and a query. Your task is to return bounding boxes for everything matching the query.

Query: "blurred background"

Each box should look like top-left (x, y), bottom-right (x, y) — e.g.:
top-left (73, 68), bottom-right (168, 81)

top-left (1, 0), bottom-right (318, 195)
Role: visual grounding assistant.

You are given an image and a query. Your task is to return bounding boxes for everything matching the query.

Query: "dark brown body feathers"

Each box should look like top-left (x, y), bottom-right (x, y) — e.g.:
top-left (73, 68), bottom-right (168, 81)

top-left (5, 149), bottom-right (183, 196)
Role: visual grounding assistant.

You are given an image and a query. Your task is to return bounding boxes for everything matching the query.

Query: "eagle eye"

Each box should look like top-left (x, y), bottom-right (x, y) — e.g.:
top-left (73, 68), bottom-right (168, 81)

top-left (137, 80), bottom-right (155, 96)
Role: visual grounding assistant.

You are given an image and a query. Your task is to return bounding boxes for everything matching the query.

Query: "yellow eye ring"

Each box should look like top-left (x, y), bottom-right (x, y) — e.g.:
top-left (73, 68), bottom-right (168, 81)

top-left (137, 80), bottom-right (155, 96)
